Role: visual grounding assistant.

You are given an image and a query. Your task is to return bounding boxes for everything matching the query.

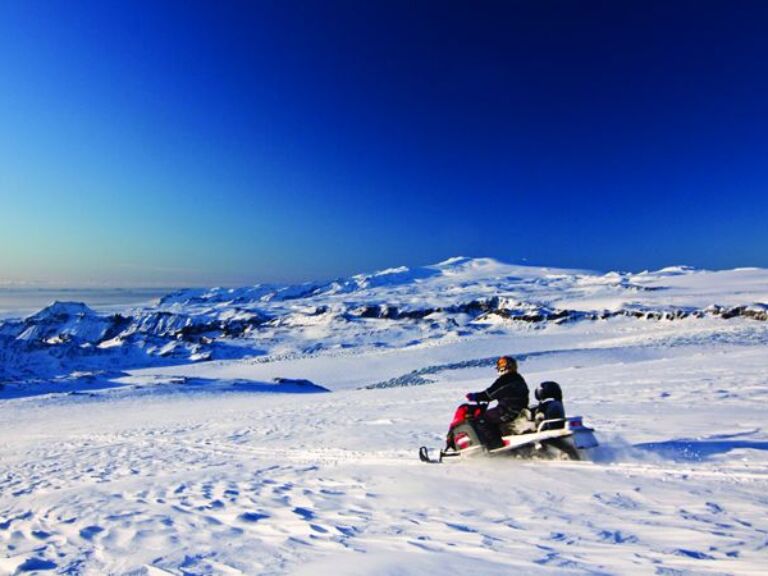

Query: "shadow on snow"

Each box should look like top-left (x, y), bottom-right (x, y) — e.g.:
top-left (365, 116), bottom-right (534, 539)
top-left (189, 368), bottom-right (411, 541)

top-left (634, 437), bottom-right (768, 462)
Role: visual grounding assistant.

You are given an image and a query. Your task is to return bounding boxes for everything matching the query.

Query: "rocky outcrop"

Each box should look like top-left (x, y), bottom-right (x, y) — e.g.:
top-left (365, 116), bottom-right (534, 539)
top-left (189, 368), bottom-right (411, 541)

top-left (1, 258), bottom-right (765, 392)
top-left (709, 304), bottom-right (768, 321)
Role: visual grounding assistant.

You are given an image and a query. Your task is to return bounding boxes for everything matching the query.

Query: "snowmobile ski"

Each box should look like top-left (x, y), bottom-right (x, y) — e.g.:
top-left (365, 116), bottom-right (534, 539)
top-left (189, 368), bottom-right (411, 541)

top-left (418, 445), bottom-right (461, 464)
top-left (418, 446), bottom-right (440, 463)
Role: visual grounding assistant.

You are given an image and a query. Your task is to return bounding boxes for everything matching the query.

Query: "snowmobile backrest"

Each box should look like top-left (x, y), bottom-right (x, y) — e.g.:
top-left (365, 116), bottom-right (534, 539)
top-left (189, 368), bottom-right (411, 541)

top-left (536, 418), bottom-right (566, 432)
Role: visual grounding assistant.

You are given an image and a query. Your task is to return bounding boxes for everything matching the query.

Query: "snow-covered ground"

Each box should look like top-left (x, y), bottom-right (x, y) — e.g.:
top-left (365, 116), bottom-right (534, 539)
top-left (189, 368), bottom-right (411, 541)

top-left (1, 259), bottom-right (767, 574)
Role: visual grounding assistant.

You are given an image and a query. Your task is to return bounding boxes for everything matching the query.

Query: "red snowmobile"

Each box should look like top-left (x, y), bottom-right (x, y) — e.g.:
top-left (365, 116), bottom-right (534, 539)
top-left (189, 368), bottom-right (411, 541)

top-left (419, 382), bottom-right (598, 463)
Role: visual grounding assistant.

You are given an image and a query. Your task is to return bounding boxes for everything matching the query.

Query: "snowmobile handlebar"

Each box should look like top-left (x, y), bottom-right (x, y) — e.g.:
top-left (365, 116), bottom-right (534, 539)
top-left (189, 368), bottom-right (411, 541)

top-left (465, 392), bottom-right (488, 404)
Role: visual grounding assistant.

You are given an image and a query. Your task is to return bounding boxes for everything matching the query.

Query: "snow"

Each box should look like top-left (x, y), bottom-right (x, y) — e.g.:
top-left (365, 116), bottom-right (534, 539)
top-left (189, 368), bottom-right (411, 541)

top-left (0, 258), bottom-right (767, 574)
top-left (3, 257), bottom-right (767, 398)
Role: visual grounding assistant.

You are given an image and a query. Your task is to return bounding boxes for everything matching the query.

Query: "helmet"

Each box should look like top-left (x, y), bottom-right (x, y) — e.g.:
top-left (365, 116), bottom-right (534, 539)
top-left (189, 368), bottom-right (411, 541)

top-left (535, 381), bottom-right (563, 401)
top-left (496, 356), bottom-right (517, 373)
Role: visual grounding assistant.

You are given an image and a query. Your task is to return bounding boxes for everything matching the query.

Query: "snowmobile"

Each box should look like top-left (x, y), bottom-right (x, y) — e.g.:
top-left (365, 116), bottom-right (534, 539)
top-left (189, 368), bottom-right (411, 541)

top-left (418, 387), bottom-right (598, 464)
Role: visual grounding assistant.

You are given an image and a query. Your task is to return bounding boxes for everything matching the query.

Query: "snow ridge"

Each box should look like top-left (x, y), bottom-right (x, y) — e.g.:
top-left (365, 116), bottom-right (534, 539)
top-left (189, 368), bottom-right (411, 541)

top-left (0, 258), bottom-right (766, 396)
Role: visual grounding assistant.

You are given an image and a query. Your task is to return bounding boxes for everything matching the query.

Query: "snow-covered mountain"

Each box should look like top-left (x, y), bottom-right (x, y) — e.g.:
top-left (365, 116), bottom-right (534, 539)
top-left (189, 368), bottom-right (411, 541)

top-left (2, 258), bottom-right (768, 575)
top-left (1, 257), bottom-right (766, 396)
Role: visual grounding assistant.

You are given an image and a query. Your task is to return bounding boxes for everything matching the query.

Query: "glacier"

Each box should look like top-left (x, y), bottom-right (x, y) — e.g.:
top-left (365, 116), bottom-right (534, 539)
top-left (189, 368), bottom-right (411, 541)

top-left (0, 257), bottom-right (767, 574)
top-left (0, 257), bottom-right (766, 398)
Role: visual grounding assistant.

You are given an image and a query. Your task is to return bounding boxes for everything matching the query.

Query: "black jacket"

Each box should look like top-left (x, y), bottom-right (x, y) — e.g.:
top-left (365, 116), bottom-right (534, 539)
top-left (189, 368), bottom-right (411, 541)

top-left (474, 371), bottom-right (529, 416)
top-left (534, 398), bottom-right (565, 430)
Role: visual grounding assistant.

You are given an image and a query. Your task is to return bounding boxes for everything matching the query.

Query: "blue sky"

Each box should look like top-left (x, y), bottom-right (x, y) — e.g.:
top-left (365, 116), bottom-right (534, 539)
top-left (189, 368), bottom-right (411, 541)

top-left (1, 1), bottom-right (767, 286)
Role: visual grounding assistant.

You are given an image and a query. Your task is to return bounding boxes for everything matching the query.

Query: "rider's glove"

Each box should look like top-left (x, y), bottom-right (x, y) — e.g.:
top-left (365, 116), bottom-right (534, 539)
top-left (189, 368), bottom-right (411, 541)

top-left (466, 392), bottom-right (478, 402)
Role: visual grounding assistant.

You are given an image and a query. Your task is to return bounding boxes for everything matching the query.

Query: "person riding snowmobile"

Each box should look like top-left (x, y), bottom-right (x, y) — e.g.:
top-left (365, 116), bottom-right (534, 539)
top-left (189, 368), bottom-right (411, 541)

top-left (465, 356), bottom-right (529, 449)
top-left (532, 381), bottom-right (566, 430)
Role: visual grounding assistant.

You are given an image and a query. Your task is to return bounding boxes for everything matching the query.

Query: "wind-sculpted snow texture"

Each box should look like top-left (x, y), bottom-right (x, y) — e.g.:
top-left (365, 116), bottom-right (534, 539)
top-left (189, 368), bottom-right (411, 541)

top-left (1, 258), bottom-right (768, 574)
top-left (1, 337), bottom-right (767, 574)
top-left (1, 257), bottom-right (766, 397)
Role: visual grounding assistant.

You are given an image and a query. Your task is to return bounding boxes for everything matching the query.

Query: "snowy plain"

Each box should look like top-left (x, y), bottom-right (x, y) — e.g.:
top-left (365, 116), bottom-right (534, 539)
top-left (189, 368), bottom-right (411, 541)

top-left (1, 258), bottom-right (767, 575)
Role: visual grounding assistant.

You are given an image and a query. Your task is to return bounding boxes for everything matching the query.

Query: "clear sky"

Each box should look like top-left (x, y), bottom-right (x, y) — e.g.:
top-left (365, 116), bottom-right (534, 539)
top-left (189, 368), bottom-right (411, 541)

top-left (1, 1), bottom-right (767, 286)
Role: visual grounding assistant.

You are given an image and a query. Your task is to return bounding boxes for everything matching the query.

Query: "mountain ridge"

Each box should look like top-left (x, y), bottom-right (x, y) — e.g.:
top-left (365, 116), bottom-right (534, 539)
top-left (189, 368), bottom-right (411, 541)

top-left (1, 257), bottom-right (766, 396)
